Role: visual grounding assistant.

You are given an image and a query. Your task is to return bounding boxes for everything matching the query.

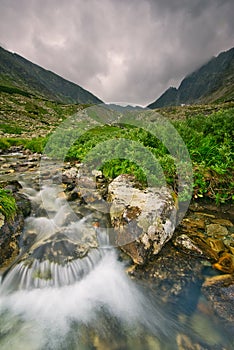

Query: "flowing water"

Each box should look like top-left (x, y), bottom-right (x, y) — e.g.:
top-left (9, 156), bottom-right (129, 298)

top-left (0, 153), bottom-right (233, 349)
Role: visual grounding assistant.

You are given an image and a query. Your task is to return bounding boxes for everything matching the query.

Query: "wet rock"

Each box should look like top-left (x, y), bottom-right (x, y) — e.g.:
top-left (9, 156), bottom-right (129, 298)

top-left (173, 209), bottom-right (234, 274)
top-left (62, 166), bottom-right (78, 184)
top-left (0, 209), bottom-right (23, 268)
top-left (1, 221), bottom-right (105, 291)
top-left (177, 334), bottom-right (201, 350)
top-left (13, 192), bottom-right (31, 218)
top-left (206, 237), bottom-right (226, 254)
top-left (206, 224), bottom-right (229, 237)
top-left (65, 186), bottom-right (81, 201)
top-left (29, 233), bottom-right (93, 263)
top-left (64, 165), bottom-right (108, 206)
top-left (202, 274), bottom-right (234, 332)
top-left (0, 183), bottom-right (31, 269)
top-left (173, 234), bottom-right (217, 260)
top-left (130, 242), bottom-right (204, 307)
top-left (108, 174), bottom-right (177, 264)
top-left (2, 180), bottom-right (22, 193)
top-left (0, 213), bottom-right (5, 230)
top-left (176, 332), bottom-right (224, 350)
top-left (212, 252), bottom-right (234, 274)
top-left (211, 219), bottom-right (233, 227)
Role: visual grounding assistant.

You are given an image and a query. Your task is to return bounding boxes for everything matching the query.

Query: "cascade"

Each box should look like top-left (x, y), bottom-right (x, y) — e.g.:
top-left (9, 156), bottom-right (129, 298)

top-left (0, 160), bottom-right (233, 350)
top-left (0, 179), bottom-right (173, 349)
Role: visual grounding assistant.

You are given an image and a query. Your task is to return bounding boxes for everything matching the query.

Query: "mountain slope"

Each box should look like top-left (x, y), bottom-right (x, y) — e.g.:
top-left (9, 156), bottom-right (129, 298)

top-left (0, 46), bottom-right (102, 104)
top-left (148, 47), bottom-right (234, 108)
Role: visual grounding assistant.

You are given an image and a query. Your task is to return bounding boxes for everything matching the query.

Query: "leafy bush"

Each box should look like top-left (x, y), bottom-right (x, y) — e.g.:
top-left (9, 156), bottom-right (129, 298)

top-left (63, 108), bottom-right (233, 203)
top-left (1, 105), bottom-right (233, 203)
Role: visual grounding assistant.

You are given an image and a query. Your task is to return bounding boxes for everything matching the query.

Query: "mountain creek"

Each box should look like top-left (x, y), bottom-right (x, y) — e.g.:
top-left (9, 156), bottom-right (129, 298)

top-left (0, 147), bottom-right (234, 350)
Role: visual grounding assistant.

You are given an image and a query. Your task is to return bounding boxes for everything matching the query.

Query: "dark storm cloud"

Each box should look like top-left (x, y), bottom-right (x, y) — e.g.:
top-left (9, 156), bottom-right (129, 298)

top-left (0, 0), bottom-right (234, 105)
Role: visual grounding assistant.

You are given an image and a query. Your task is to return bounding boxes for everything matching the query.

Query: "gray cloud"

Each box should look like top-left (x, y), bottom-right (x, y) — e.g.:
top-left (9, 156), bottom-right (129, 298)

top-left (0, 0), bottom-right (234, 105)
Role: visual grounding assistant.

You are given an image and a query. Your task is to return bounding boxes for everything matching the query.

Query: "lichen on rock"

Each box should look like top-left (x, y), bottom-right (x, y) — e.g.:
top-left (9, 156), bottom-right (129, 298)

top-left (108, 174), bottom-right (177, 264)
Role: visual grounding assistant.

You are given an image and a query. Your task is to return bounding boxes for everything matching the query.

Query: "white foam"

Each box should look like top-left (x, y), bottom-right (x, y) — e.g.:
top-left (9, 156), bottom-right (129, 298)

top-left (0, 251), bottom-right (168, 349)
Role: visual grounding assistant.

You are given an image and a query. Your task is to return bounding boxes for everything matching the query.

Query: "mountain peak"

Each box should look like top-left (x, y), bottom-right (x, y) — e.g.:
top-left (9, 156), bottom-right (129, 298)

top-left (0, 46), bottom-right (102, 104)
top-left (148, 47), bottom-right (234, 108)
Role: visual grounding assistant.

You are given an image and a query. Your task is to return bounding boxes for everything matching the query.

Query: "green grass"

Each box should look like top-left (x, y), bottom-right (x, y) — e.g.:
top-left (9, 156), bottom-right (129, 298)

top-left (0, 84), bottom-right (32, 97)
top-left (172, 108), bottom-right (234, 203)
top-left (0, 189), bottom-right (17, 220)
top-left (0, 100), bottom-right (233, 204)
top-left (0, 123), bottom-right (23, 134)
top-left (24, 137), bottom-right (48, 153)
top-left (0, 138), bottom-right (11, 150)
top-left (0, 136), bottom-right (47, 153)
top-left (63, 108), bottom-right (234, 203)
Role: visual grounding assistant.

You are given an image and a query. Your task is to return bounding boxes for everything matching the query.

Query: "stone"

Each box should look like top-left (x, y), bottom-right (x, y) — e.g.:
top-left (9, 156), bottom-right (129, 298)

top-left (91, 169), bottom-right (102, 177)
top-left (211, 219), bottom-right (233, 227)
top-left (202, 274), bottom-right (234, 331)
top-left (2, 180), bottom-right (22, 193)
top-left (173, 233), bottom-right (221, 262)
top-left (206, 237), bottom-right (226, 253)
top-left (62, 166), bottom-right (78, 184)
top-left (0, 184), bottom-right (31, 269)
top-left (0, 212), bottom-right (5, 229)
top-left (130, 242), bottom-right (204, 307)
top-left (206, 224), bottom-right (228, 237)
top-left (212, 252), bottom-right (234, 274)
top-left (108, 174), bottom-right (177, 264)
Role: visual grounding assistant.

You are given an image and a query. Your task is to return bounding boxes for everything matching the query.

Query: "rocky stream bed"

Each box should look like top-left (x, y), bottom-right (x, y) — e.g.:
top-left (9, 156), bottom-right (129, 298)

top-left (0, 147), bottom-right (234, 350)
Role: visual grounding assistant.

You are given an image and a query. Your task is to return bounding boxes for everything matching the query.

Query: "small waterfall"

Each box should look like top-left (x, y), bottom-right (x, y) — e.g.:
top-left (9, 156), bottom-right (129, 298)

top-left (0, 249), bottom-right (105, 293)
top-left (0, 179), bottom-right (176, 349)
top-left (1, 173), bottom-right (232, 350)
top-left (0, 184), bottom-right (110, 293)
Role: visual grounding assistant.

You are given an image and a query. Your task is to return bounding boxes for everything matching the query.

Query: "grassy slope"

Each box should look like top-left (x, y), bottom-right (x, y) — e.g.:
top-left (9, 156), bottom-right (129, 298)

top-left (0, 90), bottom-right (233, 204)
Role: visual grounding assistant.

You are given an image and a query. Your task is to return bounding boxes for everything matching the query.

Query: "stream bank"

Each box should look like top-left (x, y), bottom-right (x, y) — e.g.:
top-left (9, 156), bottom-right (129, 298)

top-left (0, 147), bottom-right (234, 349)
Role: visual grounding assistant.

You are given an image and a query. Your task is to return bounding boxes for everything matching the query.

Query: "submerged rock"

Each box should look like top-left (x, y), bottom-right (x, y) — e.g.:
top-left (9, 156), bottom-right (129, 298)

top-left (206, 224), bottom-right (229, 237)
top-left (173, 207), bottom-right (234, 274)
top-left (0, 213), bottom-right (108, 291)
top-left (202, 274), bottom-right (234, 332)
top-left (108, 174), bottom-right (177, 264)
top-left (130, 242), bottom-right (204, 308)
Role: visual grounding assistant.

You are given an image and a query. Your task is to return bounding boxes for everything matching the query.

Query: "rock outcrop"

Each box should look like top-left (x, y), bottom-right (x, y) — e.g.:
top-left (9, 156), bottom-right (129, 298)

top-left (0, 181), bottom-right (31, 268)
top-left (108, 174), bottom-right (177, 264)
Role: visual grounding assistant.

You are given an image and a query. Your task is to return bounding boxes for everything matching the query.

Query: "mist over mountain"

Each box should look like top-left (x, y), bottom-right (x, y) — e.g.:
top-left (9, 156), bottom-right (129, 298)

top-left (148, 47), bottom-right (234, 108)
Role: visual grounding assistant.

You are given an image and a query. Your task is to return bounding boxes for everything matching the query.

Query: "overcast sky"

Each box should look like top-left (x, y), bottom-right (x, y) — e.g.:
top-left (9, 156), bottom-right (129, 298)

top-left (0, 0), bottom-right (234, 106)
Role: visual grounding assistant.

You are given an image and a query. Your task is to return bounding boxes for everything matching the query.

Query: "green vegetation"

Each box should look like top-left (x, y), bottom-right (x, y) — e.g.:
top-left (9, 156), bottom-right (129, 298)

top-left (49, 107), bottom-right (233, 203)
top-left (0, 91), bottom-right (233, 204)
top-left (24, 137), bottom-right (48, 153)
top-left (0, 85), bottom-right (32, 97)
top-left (0, 189), bottom-right (17, 220)
top-left (0, 123), bottom-right (23, 134)
top-left (173, 108), bottom-right (234, 203)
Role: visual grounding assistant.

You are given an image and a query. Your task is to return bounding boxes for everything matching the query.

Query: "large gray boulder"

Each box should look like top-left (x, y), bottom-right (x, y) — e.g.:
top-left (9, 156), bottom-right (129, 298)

top-left (108, 174), bottom-right (177, 264)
